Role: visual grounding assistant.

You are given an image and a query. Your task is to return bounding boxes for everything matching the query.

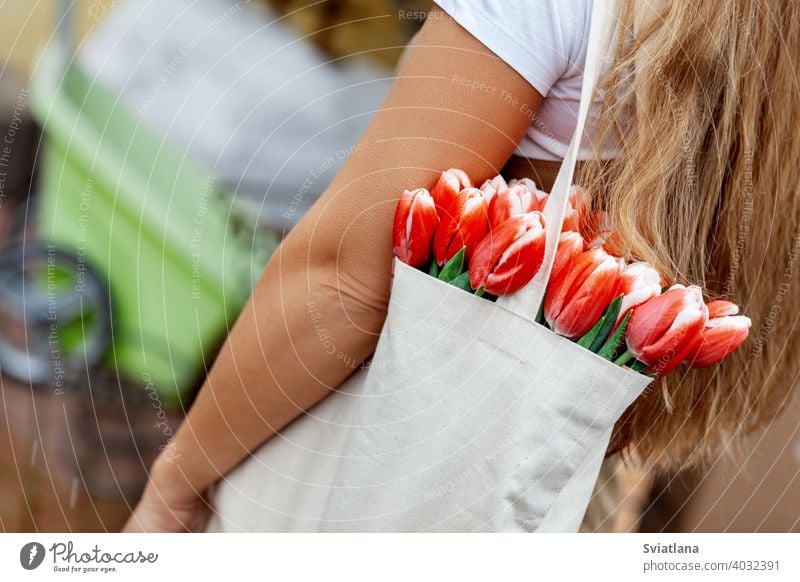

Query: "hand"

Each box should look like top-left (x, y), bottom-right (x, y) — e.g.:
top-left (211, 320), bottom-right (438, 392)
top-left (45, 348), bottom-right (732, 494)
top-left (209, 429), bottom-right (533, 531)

top-left (123, 459), bottom-right (212, 533)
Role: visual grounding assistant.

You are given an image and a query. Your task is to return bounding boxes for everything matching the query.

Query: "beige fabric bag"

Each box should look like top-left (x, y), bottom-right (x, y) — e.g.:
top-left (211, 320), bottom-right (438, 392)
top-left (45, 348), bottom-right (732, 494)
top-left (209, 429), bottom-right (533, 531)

top-left (207, 0), bottom-right (651, 533)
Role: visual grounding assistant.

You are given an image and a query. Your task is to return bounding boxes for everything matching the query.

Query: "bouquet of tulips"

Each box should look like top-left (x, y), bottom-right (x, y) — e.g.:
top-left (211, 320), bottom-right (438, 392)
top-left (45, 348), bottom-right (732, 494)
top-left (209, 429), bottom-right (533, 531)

top-left (393, 168), bottom-right (752, 378)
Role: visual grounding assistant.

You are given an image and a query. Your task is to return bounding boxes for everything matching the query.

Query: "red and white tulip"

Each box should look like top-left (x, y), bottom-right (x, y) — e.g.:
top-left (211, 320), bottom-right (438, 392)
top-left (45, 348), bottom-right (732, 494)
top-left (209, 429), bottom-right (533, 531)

top-left (562, 186), bottom-right (590, 233)
top-left (613, 262), bottom-right (662, 324)
top-left (479, 174), bottom-right (509, 202)
top-left (469, 212), bottom-right (547, 296)
top-left (488, 183), bottom-right (544, 228)
top-left (544, 247), bottom-right (625, 339)
top-left (685, 300), bottom-right (751, 368)
top-left (431, 168), bottom-right (472, 216)
top-left (392, 188), bottom-right (439, 267)
top-left (432, 187), bottom-right (490, 266)
top-left (584, 210), bottom-right (624, 256)
top-left (508, 177), bottom-right (537, 191)
top-left (551, 231), bottom-right (585, 282)
top-left (390, 170), bottom-right (747, 377)
top-left (625, 284), bottom-right (708, 375)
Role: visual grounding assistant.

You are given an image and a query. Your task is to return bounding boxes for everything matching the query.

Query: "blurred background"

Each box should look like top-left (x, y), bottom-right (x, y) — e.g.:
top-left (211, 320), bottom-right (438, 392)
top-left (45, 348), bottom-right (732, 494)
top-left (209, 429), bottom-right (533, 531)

top-left (0, 0), bottom-right (797, 533)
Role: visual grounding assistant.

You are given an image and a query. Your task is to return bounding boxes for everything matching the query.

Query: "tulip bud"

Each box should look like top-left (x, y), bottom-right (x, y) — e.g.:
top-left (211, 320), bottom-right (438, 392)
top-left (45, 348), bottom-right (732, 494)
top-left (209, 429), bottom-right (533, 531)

top-left (488, 183), bottom-right (544, 228)
top-left (544, 247), bottom-right (625, 339)
top-left (586, 231), bottom-right (625, 257)
top-left (613, 262), bottom-right (662, 324)
top-left (706, 299), bottom-right (740, 318)
top-left (583, 211), bottom-right (625, 256)
top-left (625, 284), bottom-right (708, 375)
top-left (562, 186), bottom-right (590, 233)
top-left (469, 212), bottom-right (547, 296)
top-left (431, 168), bottom-right (472, 216)
top-left (508, 177), bottom-right (538, 191)
top-left (479, 174), bottom-right (509, 202)
top-left (506, 178), bottom-right (548, 209)
top-left (392, 188), bottom-right (440, 267)
top-left (685, 300), bottom-right (751, 368)
top-left (551, 231), bottom-right (585, 282)
top-left (581, 209), bottom-right (608, 240)
top-left (433, 187), bottom-right (490, 266)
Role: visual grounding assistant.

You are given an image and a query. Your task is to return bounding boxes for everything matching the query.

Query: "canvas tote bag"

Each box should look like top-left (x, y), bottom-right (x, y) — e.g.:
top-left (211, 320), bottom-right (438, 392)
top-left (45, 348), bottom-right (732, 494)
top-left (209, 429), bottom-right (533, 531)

top-left (207, 0), bottom-right (651, 533)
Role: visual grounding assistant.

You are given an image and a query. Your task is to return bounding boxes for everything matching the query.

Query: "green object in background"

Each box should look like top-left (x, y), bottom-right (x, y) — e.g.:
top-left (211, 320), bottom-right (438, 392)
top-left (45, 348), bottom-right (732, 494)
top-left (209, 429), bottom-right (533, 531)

top-left (30, 49), bottom-right (278, 407)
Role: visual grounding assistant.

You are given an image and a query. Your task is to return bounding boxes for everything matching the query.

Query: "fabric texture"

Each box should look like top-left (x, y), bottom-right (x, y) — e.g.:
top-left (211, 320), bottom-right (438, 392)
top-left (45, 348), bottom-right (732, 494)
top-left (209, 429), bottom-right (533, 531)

top-left (433, 0), bottom-right (621, 162)
top-left (207, 261), bottom-right (651, 532)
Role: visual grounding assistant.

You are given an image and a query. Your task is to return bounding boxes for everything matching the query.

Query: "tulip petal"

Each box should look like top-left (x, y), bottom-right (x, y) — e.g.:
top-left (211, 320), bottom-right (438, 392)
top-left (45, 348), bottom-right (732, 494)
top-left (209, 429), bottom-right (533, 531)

top-left (488, 184), bottom-right (538, 227)
top-left (468, 212), bottom-right (546, 296)
top-left (614, 262), bottom-right (662, 325)
top-left (545, 247), bottom-right (623, 339)
top-left (551, 259), bottom-right (622, 338)
top-left (392, 188), bottom-right (439, 267)
top-left (626, 284), bottom-right (708, 373)
top-left (686, 314), bottom-right (751, 368)
top-left (545, 248), bottom-right (600, 325)
top-left (706, 300), bottom-right (739, 319)
top-left (432, 187), bottom-right (489, 266)
top-left (551, 231), bottom-right (584, 282)
top-left (479, 175), bottom-right (508, 201)
top-left (626, 285), bottom-right (693, 356)
top-left (431, 168), bottom-right (472, 217)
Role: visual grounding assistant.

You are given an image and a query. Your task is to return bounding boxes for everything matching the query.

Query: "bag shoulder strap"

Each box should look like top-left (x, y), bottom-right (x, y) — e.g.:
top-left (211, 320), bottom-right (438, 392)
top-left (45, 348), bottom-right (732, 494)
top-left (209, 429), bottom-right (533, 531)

top-left (497, 0), bottom-right (618, 320)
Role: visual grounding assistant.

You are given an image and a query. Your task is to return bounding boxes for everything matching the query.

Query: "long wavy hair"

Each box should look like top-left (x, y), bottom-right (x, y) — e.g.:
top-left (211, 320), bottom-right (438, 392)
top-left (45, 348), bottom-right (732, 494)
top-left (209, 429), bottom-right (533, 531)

top-left (578, 0), bottom-right (800, 471)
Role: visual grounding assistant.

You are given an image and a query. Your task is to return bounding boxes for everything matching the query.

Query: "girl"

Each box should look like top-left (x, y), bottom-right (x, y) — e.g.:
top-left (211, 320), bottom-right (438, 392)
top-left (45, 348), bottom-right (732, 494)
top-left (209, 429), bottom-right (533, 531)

top-left (125, 0), bottom-right (800, 532)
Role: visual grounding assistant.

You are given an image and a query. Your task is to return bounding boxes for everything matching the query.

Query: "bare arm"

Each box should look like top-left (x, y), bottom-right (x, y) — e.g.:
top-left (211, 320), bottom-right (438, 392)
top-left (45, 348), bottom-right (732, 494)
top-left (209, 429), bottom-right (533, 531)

top-left (126, 7), bottom-right (542, 531)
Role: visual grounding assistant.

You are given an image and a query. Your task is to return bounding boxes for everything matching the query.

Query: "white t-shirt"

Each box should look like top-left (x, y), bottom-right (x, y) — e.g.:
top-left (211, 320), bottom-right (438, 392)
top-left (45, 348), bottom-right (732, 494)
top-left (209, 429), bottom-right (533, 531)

top-left (434, 0), bottom-right (614, 161)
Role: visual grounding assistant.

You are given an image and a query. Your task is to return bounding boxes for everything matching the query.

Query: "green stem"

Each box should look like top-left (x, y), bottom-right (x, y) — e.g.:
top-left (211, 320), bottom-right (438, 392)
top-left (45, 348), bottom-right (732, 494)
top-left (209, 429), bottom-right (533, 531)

top-left (475, 286), bottom-right (486, 298)
top-left (613, 349), bottom-right (635, 366)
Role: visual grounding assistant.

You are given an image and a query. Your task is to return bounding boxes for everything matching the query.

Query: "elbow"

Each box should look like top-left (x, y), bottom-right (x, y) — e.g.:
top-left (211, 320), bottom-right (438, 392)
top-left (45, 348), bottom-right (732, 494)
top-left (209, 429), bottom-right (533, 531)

top-left (266, 237), bottom-right (392, 339)
top-left (313, 257), bottom-right (391, 336)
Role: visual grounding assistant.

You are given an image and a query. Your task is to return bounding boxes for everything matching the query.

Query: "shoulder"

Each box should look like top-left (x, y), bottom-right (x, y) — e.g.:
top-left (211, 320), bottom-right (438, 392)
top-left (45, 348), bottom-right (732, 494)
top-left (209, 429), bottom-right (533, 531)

top-left (433, 0), bottom-right (592, 96)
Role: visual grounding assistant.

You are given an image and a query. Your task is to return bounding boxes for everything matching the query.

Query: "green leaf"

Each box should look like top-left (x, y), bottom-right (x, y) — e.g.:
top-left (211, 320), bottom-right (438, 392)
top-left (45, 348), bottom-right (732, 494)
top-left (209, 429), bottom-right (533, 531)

top-left (577, 316), bottom-right (605, 349)
top-left (588, 295), bottom-right (624, 353)
top-left (535, 299), bottom-right (545, 325)
top-left (598, 311), bottom-right (632, 360)
top-left (428, 259), bottom-right (440, 277)
top-left (450, 271), bottom-right (474, 292)
top-left (438, 246), bottom-right (466, 283)
top-left (630, 359), bottom-right (649, 373)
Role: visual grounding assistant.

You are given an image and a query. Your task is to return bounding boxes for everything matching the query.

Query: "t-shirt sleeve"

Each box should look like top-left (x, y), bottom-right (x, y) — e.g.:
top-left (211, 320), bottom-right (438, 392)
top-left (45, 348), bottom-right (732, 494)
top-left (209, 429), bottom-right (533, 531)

top-left (432, 0), bottom-right (590, 97)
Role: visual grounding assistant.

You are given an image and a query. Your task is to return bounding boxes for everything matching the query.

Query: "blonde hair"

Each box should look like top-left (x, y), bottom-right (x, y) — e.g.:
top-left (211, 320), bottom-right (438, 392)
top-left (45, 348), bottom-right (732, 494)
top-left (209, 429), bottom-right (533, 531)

top-left (579, 0), bottom-right (800, 471)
